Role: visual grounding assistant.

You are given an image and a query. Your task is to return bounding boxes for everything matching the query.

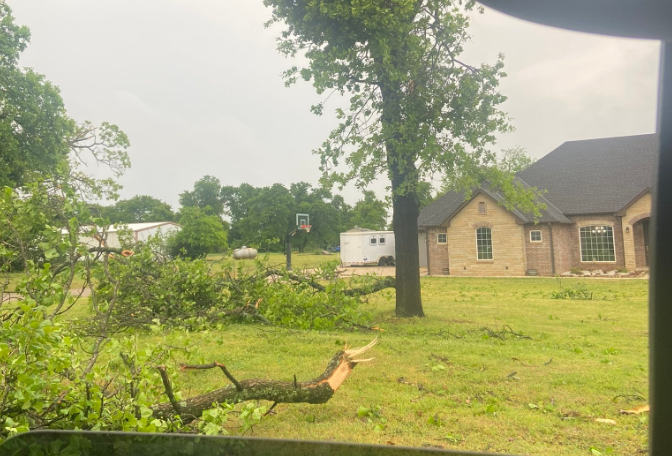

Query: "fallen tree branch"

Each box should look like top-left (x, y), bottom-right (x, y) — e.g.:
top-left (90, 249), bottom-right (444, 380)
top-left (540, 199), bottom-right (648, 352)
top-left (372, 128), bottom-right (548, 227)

top-left (343, 276), bottom-right (396, 296)
top-left (153, 339), bottom-right (378, 421)
top-left (157, 365), bottom-right (181, 415)
top-left (220, 302), bottom-right (272, 324)
top-left (264, 269), bottom-right (326, 292)
top-left (263, 269), bottom-right (395, 296)
top-left (180, 362), bottom-right (243, 392)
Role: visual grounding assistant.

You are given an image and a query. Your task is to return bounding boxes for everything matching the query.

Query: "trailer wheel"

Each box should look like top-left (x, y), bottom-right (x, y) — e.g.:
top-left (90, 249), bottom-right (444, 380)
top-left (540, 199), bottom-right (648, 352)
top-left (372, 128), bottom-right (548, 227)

top-left (386, 256), bottom-right (395, 266)
top-left (378, 257), bottom-right (388, 266)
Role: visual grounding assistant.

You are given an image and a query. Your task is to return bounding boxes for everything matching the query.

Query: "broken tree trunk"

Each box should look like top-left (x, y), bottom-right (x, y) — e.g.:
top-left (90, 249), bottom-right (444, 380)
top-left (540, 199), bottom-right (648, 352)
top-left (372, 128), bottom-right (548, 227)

top-left (152, 339), bottom-right (378, 421)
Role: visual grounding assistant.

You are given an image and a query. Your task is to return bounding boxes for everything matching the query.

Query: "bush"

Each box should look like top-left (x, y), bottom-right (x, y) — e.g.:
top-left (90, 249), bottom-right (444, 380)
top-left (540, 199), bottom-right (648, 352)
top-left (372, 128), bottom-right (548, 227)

top-left (170, 207), bottom-right (228, 259)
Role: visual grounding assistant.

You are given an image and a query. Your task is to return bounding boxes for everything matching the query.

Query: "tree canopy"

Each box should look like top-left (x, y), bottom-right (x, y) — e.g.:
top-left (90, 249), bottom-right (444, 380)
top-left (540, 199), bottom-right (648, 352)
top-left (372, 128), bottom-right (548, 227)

top-left (171, 206), bottom-right (228, 258)
top-left (0, 3), bottom-right (71, 188)
top-left (264, 0), bottom-right (542, 316)
top-left (179, 175), bottom-right (226, 217)
top-left (416, 181), bottom-right (437, 210)
top-left (499, 146), bottom-right (536, 174)
top-left (349, 190), bottom-right (388, 231)
top-left (93, 195), bottom-right (176, 224)
top-left (222, 182), bottom-right (389, 252)
top-left (0, 4), bottom-right (129, 193)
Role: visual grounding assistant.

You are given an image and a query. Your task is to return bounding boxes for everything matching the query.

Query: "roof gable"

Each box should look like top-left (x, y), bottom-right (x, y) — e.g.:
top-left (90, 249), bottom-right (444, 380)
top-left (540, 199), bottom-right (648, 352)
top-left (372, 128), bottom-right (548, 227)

top-left (418, 181), bottom-right (571, 227)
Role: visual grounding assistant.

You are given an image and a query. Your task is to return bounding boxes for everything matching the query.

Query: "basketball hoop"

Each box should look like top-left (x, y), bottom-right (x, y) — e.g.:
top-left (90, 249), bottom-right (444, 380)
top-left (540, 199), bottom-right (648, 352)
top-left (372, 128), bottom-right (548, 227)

top-left (301, 225), bottom-right (312, 233)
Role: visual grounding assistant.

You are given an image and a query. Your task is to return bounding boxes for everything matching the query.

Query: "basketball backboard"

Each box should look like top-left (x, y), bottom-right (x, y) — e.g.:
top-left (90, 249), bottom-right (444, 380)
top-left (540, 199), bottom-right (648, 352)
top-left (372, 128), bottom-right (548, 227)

top-left (296, 213), bottom-right (309, 227)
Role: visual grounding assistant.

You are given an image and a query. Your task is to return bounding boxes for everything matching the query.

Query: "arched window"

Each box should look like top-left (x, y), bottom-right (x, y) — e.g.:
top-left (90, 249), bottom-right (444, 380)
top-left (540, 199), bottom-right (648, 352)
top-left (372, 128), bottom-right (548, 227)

top-left (476, 227), bottom-right (493, 260)
top-left (579, 225), bottom-right (615, 262)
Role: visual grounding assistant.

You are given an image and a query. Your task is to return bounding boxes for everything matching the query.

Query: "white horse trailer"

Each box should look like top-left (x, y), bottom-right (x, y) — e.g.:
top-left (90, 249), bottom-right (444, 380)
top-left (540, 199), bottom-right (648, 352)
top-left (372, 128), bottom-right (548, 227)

top-left (339, 230), bottom-right (396, 266)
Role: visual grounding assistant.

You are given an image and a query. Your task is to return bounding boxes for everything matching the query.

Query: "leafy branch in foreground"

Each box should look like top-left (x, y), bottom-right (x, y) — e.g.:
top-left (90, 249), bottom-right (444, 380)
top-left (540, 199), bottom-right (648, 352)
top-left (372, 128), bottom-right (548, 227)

top-left (0, 185), bottom-right (382, 441)
top-left (87, 241), bottom-right (393, 333)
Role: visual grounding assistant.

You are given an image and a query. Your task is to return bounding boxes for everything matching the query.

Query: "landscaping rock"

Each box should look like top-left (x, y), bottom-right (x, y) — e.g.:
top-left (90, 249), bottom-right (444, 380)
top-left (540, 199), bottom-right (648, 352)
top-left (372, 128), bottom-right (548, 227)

top-left (591, 270), bottom-right (604, 276)
top-left (581, 270), bottom-right (592, 276)
top-left (560, 271), bottom-right (573, 277)
top-left (605, 270), bottom-right (617, 276)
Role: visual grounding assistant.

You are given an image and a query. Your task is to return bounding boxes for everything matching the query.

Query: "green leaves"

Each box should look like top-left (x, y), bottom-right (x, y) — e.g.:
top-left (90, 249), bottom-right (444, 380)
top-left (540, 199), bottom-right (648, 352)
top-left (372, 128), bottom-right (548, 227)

top-left (264, 0), bottom-right (542, 214)
top-left (171, 207), bottom-right (228, 258)
top-left (356, 404), bottom-right (387, 432)
top-left (349, 190), bottom-right (388, 230)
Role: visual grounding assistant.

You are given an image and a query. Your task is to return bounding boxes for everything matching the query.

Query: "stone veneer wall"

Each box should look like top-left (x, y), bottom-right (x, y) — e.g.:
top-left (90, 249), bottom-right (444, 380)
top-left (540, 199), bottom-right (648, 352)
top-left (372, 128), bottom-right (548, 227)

top-left (426, 227), bottom-right (449, 275)
top-left (523, 224), bottom-right (553, 276)
top-left (446, 194), bottom-right (526, 276)
top-left (622, 192), bottom-right (651, 271)
top-left (550, 223), bottom-right (573, 274)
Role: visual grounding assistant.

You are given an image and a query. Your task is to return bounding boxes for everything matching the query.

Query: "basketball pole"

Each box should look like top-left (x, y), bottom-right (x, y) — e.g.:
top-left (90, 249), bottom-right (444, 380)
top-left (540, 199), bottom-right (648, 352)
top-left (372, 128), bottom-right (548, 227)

top-left (285, 229), bottom-right (295, 272)
top-left (285, 225), bottom-right (310, 272)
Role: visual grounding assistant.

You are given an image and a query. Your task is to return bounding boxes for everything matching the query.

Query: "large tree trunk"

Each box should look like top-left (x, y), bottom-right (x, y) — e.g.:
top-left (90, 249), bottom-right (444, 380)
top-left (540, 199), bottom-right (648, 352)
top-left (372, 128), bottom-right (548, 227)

top-left (152, 340), bottom-right (378, 422)
top-left (379, 76), bottom-right (425, 318)
top-left (392, 187), bottom-right (424, 317)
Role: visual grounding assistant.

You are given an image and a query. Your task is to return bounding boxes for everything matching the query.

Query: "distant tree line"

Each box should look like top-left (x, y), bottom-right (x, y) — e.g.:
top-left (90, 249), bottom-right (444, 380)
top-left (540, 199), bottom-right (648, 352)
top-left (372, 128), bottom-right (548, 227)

top-left (91, 150), bottom-right (536, 257)
top-left (92, 175), bottom-right (395, 255)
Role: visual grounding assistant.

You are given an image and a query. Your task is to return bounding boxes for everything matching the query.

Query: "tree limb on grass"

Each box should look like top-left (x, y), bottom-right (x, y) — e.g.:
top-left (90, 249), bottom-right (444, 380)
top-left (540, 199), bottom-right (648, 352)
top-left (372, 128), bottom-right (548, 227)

top-left (152, 339), bottom-right (378, 421)
top-left (263, 269), bottom-right (396, 296)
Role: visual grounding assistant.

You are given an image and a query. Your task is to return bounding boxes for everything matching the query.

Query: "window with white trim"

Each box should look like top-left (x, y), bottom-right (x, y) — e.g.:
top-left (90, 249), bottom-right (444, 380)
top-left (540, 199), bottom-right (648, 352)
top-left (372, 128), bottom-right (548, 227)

top-left (379, 236), bottom-right (386, 245)
top-left (476, 227), bottom-right (493, 260)
top-left (530, 230), bottom-right (542, 242)
top-left (437, 233), bottom-right (447, 244)
top-left (580, 225), bottom-right (615, 262)
top-left (369, 236), bottom-right (377, 246)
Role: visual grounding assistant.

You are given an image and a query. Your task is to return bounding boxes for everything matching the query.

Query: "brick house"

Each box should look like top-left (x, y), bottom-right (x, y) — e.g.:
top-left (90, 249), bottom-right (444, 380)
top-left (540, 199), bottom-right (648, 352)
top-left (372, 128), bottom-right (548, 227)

top-left (418, 134), bottom-right (656, 276)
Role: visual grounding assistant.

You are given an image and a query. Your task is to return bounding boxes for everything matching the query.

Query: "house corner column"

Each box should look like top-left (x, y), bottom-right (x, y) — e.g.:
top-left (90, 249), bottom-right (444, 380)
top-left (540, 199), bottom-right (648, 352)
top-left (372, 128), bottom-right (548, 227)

top-left (622, 222), bottom-right (636, 270)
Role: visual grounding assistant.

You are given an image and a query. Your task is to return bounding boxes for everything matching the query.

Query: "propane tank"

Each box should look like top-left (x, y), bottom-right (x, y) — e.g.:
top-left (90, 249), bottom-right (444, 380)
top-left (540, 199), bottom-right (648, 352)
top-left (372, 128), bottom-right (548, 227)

top-left (232, 246), bottom-right (258, 260)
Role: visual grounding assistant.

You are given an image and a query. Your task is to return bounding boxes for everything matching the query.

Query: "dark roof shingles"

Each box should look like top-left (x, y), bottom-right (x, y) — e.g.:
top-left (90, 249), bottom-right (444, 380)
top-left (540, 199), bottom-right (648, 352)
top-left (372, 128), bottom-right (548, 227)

top-left (418, 134), bottom-right (656, 227)
top-left (518, 134), bottom-right (657, 215)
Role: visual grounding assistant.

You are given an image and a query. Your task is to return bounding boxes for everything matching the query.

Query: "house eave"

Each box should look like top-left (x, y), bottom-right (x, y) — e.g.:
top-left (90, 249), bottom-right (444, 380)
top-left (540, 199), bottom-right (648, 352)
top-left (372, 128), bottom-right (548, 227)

top-left (616, 188), bottom-right (652, 216)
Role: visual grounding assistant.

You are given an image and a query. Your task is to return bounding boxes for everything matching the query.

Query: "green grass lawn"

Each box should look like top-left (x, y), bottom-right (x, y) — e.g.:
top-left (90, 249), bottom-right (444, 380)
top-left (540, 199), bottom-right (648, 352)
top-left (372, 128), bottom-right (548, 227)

top-left (206, 252), bottom-right (340, 273)
top-left (66, 276), bottom-right (649, 455)
top-left (9, 255), bottom-right (644, 454)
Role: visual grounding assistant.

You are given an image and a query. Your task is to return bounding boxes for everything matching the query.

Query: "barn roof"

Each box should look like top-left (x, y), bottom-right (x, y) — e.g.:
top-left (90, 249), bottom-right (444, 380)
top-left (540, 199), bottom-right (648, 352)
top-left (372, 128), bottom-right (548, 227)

top-left (102, 222), bottom-right (181, 232)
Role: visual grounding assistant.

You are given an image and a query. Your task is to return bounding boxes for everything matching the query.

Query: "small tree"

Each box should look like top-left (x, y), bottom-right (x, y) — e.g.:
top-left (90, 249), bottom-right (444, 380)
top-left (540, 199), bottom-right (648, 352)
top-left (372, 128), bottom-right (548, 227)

top-left (171, 207), bottom-right (228, 258)
top-left (350, 191), bottom-right (388, 231)
top-left (440, 146), bottom-right (536, 193)
top-left (179, 175), bottom-right (226, 217)
top-left (499, 146), bottom-right (535, 173)
top-left (226, 183), bottom-right (295, 251)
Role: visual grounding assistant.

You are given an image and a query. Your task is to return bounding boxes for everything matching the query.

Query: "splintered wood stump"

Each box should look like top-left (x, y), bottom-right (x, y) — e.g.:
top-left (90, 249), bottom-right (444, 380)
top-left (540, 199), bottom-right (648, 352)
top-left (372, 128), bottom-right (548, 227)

top-left (153, 339), bottom-right (378, 421)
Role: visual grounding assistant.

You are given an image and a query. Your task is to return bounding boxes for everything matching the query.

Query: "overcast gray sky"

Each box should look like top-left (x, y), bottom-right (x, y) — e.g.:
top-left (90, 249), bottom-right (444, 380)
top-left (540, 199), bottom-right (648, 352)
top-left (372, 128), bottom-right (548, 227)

top-left (11, 1), bottom-right (660, 209)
